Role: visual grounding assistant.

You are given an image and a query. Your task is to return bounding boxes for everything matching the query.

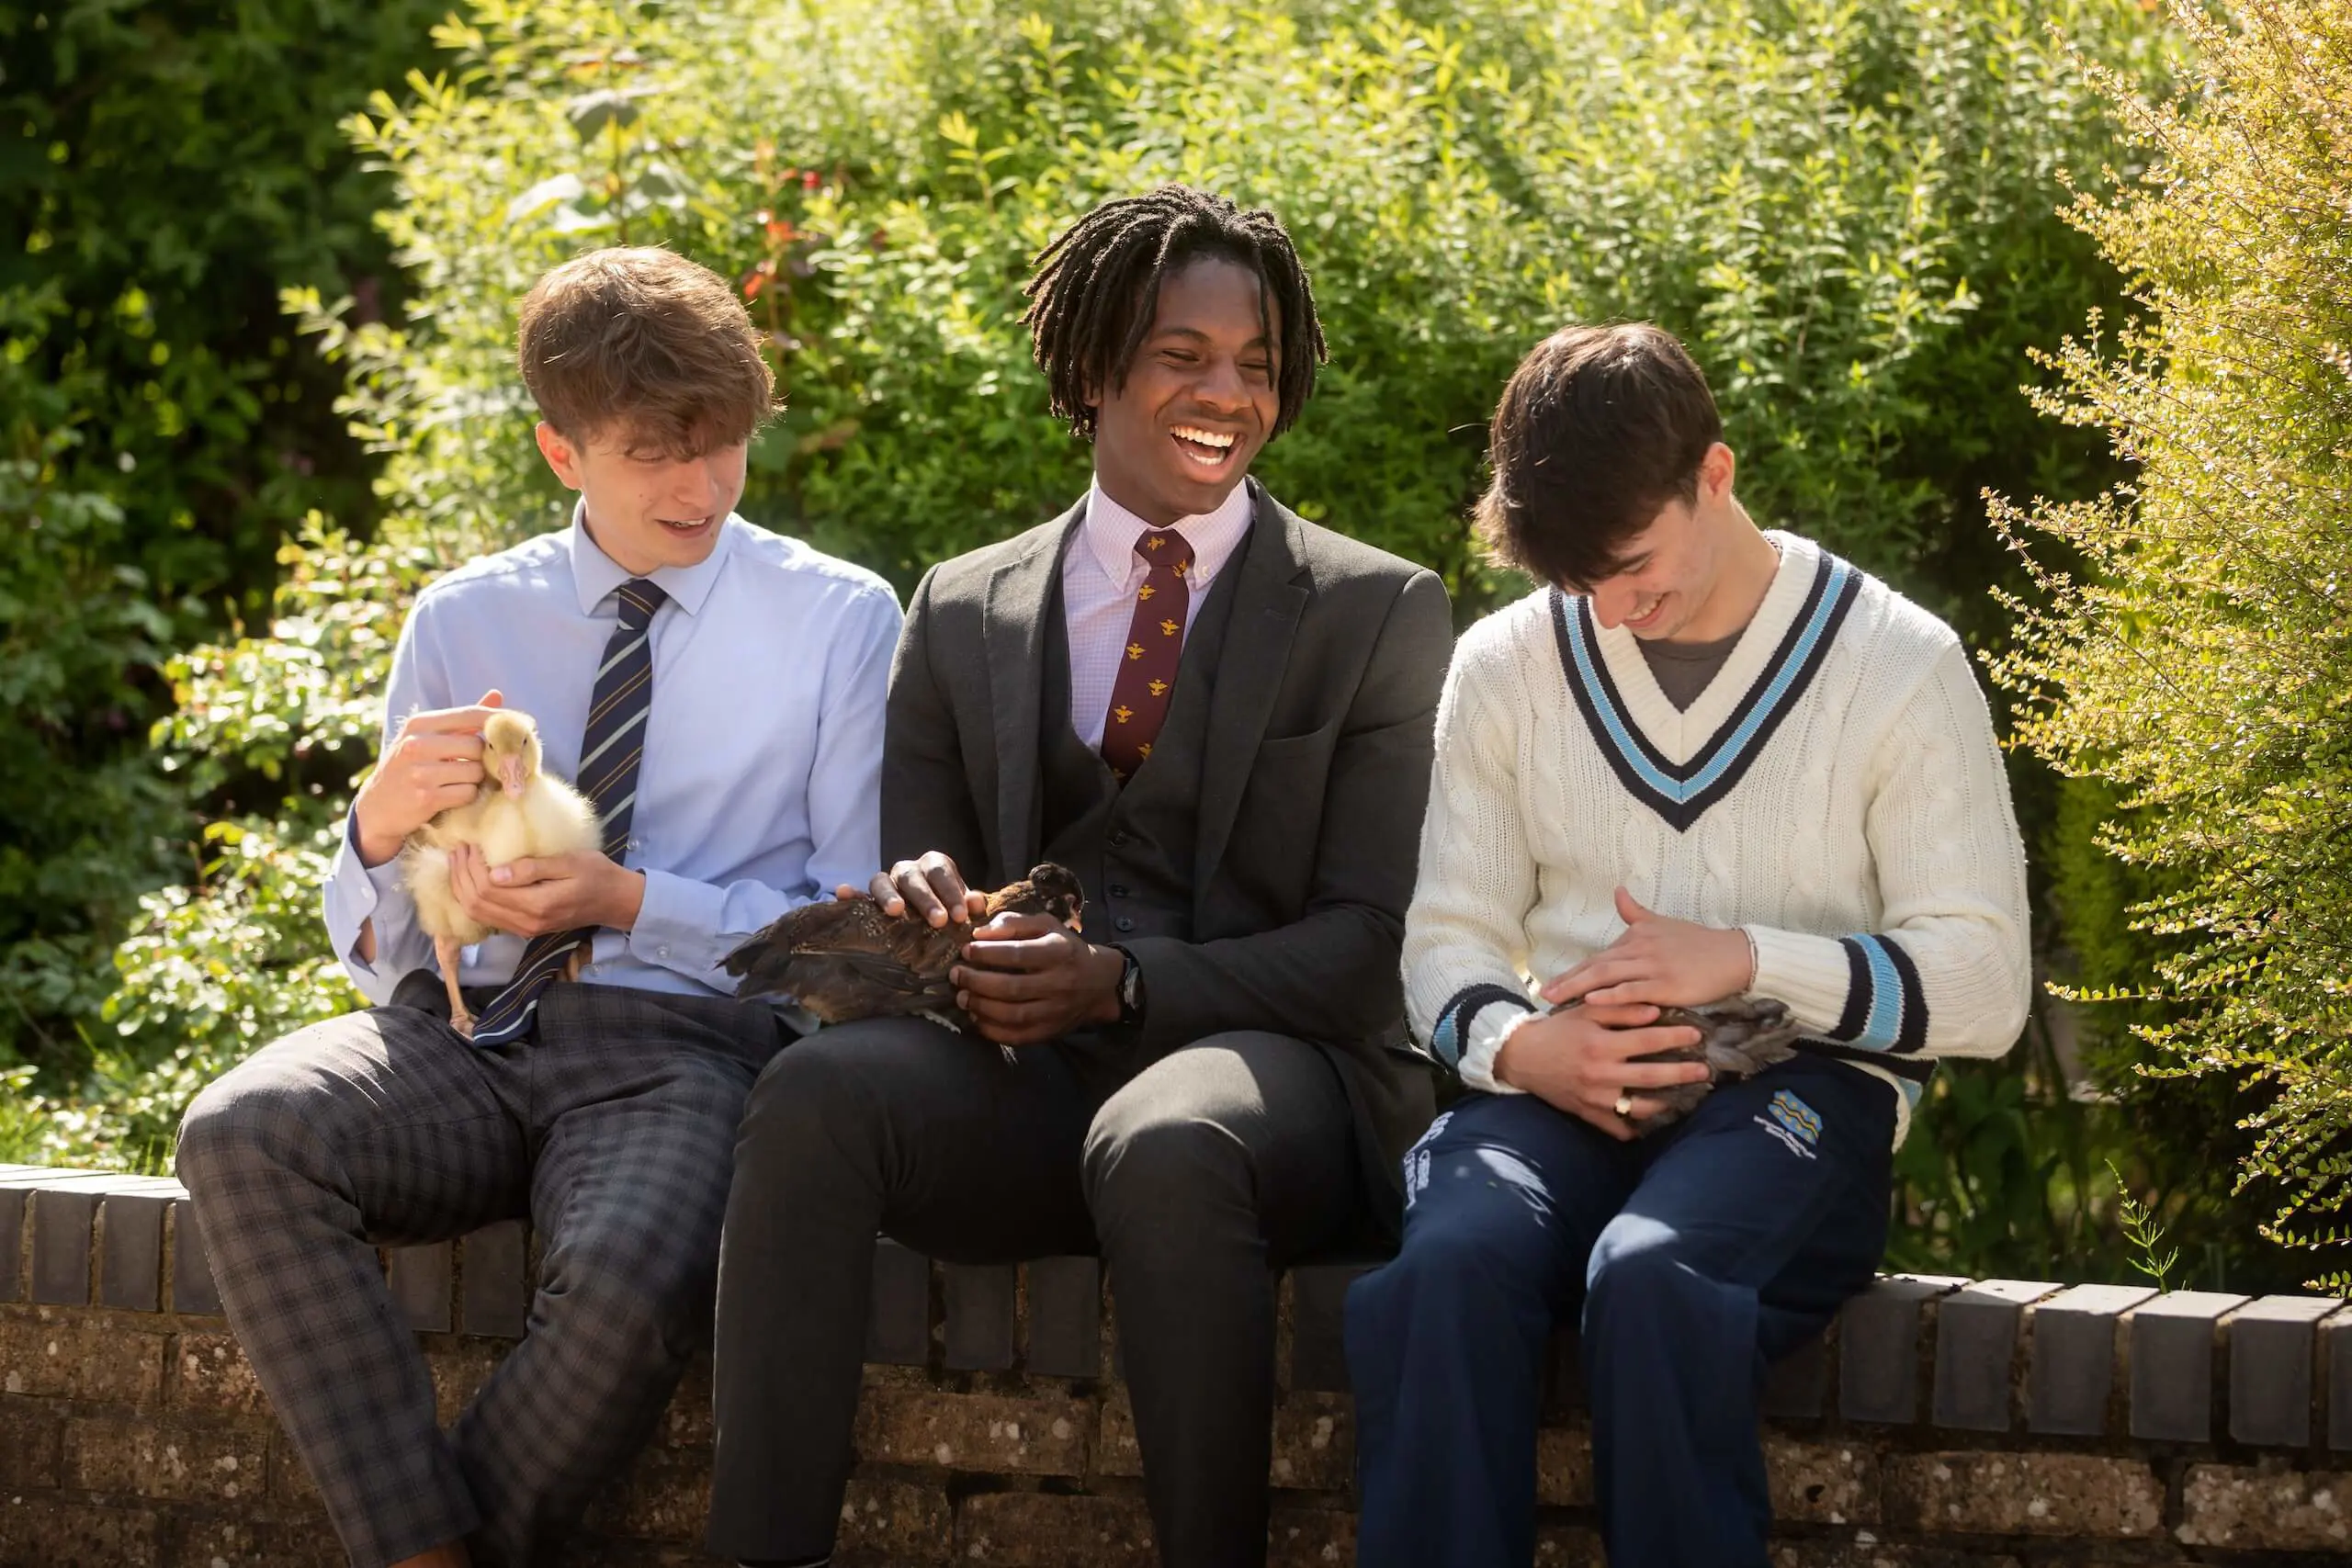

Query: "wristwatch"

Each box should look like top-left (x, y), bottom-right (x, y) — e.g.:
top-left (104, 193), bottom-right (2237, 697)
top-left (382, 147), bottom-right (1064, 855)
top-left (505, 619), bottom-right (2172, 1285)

top-left (1110, 943), bottom-right (1146, 1027)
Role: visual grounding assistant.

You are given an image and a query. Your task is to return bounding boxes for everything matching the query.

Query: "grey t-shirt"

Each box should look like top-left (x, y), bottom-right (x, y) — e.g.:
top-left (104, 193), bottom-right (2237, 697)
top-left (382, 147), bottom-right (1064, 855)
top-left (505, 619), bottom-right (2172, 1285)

top-left (1637, 627), bottom-right (1746, 712)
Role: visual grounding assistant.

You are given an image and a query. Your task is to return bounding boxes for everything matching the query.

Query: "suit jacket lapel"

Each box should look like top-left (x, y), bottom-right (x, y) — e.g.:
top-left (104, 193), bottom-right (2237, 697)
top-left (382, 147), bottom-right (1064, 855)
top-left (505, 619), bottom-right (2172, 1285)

top-left (1194, 479), bottom-right (1310, 893)
top-left (983, 500), bottom-right (1082, 879)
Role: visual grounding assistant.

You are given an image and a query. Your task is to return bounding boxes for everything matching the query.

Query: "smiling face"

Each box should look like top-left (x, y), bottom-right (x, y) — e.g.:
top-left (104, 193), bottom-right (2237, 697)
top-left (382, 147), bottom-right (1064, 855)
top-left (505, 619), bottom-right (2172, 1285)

top-left (1576, 442), bottom-right (1748, 640)
top-left (1090, 254), bottom-right (1280, 525)
top-left (535, 422), bottom-right (749, 576)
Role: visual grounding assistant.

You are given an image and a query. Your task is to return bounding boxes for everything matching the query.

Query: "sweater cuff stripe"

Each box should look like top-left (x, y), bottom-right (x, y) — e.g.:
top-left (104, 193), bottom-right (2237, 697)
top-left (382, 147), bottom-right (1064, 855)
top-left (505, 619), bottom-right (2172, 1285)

top-left (1879, 934), bottom-right (1929, 1055)
top-left (1825, 934), bottom-right (1929, 1055)
top-left (1430, 983), bottom-right (1535, 1070)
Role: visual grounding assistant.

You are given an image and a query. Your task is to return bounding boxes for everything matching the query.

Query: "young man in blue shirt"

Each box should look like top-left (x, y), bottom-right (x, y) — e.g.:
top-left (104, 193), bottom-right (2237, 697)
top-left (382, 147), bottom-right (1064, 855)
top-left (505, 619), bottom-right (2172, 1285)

top-left (175, 246), bottom-right (900, 1568)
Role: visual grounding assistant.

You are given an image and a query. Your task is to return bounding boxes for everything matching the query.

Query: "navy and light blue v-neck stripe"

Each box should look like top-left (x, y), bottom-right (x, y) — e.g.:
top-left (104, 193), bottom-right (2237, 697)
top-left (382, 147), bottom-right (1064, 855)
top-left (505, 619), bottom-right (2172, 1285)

top-left (1551, 549), bottom-right (1862, 832)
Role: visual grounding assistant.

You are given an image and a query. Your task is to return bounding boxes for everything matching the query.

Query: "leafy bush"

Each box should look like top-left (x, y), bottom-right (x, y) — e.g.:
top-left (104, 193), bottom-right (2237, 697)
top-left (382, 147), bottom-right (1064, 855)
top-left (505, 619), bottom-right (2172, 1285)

top-left (0, 0), bottom-right (447, 1080)
top-left (1991, 0), bottom-right (2352, 1285)
top-left (30, 0), bottom-right (2168, 1190)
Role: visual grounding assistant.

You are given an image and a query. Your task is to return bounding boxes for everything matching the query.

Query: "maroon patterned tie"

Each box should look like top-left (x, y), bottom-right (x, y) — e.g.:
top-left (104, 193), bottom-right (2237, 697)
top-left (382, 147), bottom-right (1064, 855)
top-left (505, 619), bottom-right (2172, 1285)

top-left (1101, 527), bottom-right (1195, 781)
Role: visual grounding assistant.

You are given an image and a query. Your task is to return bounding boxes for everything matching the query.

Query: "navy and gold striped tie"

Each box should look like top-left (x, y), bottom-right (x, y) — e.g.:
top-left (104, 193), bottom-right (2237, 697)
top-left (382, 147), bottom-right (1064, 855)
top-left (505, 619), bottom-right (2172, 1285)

top-left (469, 577), bottom-right (665, 1046)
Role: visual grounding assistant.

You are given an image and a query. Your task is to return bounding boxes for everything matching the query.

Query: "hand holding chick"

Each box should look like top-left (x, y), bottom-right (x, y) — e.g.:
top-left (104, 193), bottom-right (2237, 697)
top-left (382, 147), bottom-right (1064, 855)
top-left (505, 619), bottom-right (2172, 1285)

top-left (400, 709), bottom-right (605, 1035)
top-left (724, 863), bottom-right (1087, 1031)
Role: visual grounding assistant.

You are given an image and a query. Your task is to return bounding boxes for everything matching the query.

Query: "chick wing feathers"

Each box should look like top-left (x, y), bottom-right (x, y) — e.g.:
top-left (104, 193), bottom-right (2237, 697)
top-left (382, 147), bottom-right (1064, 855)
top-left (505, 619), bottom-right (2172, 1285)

top-left (1626, 997), bottom-right (1805, 1132)
top-left (723, 863), bottom-right (1086, 1028)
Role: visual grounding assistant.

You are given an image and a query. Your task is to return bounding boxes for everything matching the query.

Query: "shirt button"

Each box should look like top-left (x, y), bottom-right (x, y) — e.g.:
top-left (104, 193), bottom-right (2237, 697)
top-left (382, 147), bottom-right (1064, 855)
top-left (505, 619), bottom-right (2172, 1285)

top-left (1114, 916), bottom-right (1136, 933)
top-left (628, 836), bottom-right (644, 852)
top-left (658, 945), bottom-right (671, 959)
top-left (1107, 883), bottom-right (1129, 897)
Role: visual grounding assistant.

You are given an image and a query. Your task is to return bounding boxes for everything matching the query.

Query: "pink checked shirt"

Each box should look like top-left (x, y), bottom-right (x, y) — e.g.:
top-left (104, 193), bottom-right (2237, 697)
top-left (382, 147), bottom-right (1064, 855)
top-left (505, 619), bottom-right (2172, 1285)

top-left (1060, 479), bottom-right (1254, 747)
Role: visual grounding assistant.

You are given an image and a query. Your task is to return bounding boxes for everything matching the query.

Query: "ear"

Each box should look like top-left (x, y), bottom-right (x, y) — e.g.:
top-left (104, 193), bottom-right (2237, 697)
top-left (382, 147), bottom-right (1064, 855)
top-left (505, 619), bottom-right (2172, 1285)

top-left (1699, 440), bottom-right (1736, 503)
top-left (535, 422), bottom-right (586, 491)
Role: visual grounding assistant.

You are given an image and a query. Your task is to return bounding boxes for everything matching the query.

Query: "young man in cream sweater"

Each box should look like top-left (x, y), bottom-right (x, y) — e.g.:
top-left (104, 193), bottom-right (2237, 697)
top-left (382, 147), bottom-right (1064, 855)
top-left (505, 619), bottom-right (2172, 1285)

top-left (1344, 323), bottom-right (2030, 1567)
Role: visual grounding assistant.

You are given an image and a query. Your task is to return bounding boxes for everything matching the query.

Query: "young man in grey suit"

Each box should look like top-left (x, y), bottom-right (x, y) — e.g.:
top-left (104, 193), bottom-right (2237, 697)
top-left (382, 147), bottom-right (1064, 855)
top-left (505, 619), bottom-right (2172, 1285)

top-left (707, 186), bottom-right (1453, 1568)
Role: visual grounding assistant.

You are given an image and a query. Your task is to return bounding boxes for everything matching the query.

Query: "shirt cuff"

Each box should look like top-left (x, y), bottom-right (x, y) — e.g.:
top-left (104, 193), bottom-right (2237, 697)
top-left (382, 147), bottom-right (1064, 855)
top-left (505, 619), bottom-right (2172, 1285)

top-left (1745, 924), bottom-right (1859, 1040)
top-left (1458, 1007), bottom-right (1537, 1095)
top-left (325, 812), bottom-right (408, 969)
top-left (626, 867), bottom-right (730, 979)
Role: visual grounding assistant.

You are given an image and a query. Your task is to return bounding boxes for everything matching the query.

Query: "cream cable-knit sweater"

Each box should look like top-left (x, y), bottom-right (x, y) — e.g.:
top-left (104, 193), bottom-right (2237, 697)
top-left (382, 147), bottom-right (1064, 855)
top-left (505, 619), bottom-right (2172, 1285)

top-left (1404, 530), bottom-right (2030, 1145)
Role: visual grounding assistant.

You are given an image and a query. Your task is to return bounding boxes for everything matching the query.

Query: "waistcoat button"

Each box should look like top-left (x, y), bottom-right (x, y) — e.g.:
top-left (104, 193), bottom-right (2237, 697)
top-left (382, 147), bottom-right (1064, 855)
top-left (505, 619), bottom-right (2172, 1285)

top-left (1114, 916), bottom-right (1136, 933)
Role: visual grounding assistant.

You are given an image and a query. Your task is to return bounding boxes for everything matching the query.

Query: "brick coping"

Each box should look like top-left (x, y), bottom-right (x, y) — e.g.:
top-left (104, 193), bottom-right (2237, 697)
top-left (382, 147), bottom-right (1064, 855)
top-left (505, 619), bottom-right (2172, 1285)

top-left (6, 1162), bottom-right (2352, 1564)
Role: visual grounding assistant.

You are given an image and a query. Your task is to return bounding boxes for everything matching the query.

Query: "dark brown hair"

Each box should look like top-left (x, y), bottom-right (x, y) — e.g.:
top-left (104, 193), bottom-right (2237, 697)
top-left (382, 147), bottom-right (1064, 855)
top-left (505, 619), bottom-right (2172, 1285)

top-left (1020, 185), bottom-right (1326, 441)
top-left (1473, 322), bottom-right (1724, 589)
top-left (516, 246), bottom-right (775, 457)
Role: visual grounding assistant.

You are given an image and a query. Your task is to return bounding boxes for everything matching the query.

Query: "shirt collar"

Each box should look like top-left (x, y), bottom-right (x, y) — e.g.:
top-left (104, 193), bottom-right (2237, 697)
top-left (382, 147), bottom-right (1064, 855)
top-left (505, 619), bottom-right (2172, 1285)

top-left (567, 498), bottom-right (737, 618)
top-left (1081, 477), bottom-right (1255, 590)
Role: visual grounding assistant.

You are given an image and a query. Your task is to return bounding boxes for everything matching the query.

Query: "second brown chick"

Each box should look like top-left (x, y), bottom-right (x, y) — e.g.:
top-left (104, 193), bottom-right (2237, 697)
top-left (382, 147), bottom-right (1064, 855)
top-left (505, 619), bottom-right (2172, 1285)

top-left (1549, 994), bottom-right (1807, 1134)
top-left (722, 863), bottom-right (1086, 1029)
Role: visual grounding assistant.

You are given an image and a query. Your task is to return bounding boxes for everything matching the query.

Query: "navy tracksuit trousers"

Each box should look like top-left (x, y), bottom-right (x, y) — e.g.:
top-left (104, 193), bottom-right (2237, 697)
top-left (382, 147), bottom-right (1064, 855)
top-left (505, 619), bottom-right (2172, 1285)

top-left (1345, 1055), bottom-right (1897, 1568)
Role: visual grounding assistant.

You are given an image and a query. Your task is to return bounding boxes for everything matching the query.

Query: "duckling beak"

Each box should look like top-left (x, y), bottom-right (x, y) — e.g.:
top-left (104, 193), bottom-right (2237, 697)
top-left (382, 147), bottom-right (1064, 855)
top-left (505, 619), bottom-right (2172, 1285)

top-left (499, 757), bottom-right (526, 798)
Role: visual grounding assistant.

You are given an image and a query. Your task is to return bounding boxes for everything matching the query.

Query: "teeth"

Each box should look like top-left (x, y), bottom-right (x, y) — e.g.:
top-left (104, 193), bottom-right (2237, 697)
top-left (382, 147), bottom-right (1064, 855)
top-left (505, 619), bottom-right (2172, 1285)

top-left (1172, 425), bottom-right (1236, 451)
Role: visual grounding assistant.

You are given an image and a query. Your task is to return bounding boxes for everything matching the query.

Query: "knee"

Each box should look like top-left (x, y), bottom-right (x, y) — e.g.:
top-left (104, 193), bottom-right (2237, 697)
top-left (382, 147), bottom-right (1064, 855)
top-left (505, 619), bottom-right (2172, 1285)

top-left (735, 1026), bottom-right (882, 1159)
top-left (1584, 1213), bottom-right (1698, 1319)
top-left (174, 1063), bottom-right (314, 1194)
top-left (1081, 1111), bottom-right (1246, 1249)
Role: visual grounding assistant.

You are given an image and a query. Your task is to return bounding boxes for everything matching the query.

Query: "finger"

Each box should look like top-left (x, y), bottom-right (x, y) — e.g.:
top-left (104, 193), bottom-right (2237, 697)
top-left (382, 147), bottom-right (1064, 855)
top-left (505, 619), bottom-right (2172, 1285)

top-left (961, 989), bottom-right (1040, 1026)
top-left (1548, 960), bottom-right (1639, 1003)
top-left (406, 705), bottom-right (507, 735)
top-left (490, 856), bottom-right (540, 887)
top-left (1615, 886), bottom-right (1654, 925)
top-left (424, 781), bottom-right (481, 812)
top-left (1539, 968), bottom-right (1585, 1005)
top-left (1619, 1094), bottom-right (1677, 1122)
top-left (479, 688), bottom-right (503, 708)
top-left (967, 913), bottom-right (1061, 944)
top-left (922, 857), bottom-right (972, 924)
top-left (1613, 1058), bottom-right (1714, 1089)
top-left (413, 759), bottom-right (486, 788)
top-left (1591, 1023), bottom-right (1708, 1061)
top-left (953, 964), bottom-right (1049, 1001)
top-left (866, 872), bottom-right (908, 915)
top-left (956, 932), bottom-right (1070, 971)
top-left (1576, 1001), bottom-right (1663, 1030)
top-left (891, 864), bottom-right (948, 926)
top-left (1583, 980), bottom-right (1670, 1008)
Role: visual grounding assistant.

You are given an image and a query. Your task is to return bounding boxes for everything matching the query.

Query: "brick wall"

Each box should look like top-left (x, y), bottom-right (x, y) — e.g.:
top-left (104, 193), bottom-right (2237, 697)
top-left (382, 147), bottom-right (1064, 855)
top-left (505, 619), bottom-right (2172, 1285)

top-left (5, 1163), bottom-right (2351, 1566)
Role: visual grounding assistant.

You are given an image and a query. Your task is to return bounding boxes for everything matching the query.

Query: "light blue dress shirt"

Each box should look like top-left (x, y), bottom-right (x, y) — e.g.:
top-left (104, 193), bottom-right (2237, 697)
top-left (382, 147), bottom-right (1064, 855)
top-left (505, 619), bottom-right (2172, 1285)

top-left (323, 507), bottom-right (901, 1009)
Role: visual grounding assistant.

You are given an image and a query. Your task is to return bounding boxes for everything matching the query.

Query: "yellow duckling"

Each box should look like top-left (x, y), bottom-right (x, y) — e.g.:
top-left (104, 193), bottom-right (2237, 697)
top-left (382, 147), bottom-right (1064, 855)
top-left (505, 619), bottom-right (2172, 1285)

top-left (400, 709), bottom-right (601, 1035)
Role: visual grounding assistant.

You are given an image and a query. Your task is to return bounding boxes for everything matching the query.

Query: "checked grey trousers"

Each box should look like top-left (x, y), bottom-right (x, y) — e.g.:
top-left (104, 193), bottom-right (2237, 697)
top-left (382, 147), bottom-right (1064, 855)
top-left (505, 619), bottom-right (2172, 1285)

top-left (175, 969), bottom-right (784, 1568)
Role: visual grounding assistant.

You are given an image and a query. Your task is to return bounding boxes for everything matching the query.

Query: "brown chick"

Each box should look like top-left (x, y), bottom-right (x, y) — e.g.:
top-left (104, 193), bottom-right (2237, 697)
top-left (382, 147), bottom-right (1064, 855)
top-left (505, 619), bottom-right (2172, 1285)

top-left (1551, 995), bottom-right (1806, 1134)
top-left (722, 863), bottom-right (1087, 1029)
top-left (400, 710), bottom-right (600, 1037)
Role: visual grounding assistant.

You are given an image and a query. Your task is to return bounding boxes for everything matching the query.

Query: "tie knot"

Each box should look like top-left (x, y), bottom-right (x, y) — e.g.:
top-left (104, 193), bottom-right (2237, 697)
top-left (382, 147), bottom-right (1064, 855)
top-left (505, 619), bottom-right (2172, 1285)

top-left (1134, 528), bottom-right (1194, 572)
top-left (615, 578), bottom-right (667, 632)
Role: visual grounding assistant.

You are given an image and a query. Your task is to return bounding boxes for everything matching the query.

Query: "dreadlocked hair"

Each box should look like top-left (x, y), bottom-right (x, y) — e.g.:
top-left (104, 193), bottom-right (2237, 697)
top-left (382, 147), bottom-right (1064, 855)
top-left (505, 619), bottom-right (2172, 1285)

top-left (1020, 185), bottom-right (1327, 441)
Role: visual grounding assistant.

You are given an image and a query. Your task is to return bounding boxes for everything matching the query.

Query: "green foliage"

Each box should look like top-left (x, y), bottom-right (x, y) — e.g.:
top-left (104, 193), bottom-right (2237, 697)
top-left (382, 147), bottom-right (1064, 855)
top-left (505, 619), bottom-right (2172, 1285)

top-left (44, 0), bottom-right (2169, 1228)
top-left (0, 0), bottom-right (447, 1073)
top-left (2108, 1157), bottom-right (2180, 1292)
top-left (1989, 0), bottom-right (2352, 1286)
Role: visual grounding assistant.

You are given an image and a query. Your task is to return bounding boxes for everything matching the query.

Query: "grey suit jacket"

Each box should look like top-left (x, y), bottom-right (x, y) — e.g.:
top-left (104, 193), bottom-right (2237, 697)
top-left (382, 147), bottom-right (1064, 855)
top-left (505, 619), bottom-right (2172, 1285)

top-left (881, 479), bottom-right (1453, 1229)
